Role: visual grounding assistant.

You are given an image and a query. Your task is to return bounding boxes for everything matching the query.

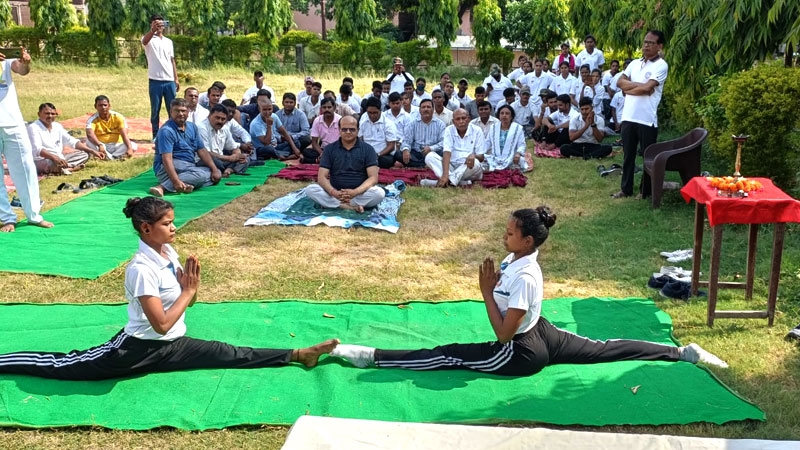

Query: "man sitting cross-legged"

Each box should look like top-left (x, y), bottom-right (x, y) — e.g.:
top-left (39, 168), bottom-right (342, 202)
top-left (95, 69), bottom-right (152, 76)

top-left (305, 98), bottom-right (341, 164)
top-left (541, 94), bottom-right (579, 151)
top-left (197, 104), bottom-right (249, 177)
top-left (559, 97), bottom-right (612, 159)
top-left (250, 97), bottom-right (301, 161)
top-left (28, 102), bottom-right (102, 175)
top-left (85, 95), bottom-right (136, 159)
top-left (423, 108), bottom-right (484, 187)
top-left (305, 116), bottom-right (385, 213)
top-left (396, 99), bottom-right (445, 168)
top-left (149, 98), bottom-right (222, 197)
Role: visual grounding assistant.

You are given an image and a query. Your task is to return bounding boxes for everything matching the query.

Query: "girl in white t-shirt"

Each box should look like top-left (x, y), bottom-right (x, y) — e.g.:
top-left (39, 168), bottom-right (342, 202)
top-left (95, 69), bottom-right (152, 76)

top-left (331, 207), bottom-right (728, 375)
top-left (0, 197), bottom-right (338, 380)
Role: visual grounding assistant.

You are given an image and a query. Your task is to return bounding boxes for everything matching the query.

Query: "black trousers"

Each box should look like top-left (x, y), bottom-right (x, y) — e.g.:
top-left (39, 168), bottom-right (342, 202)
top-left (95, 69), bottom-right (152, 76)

top-left (559, 142), bottom-right (612, 159)
top-left (544, 130), bottom-right (571, 147)
top-left (375, 317), bottom-right (680, 377)
top-left (377, 154), bottom-right (396, 169)
top-left (620, 121), bottom-right (658, 196)
top-left (393, 149), bottom-right (433, 168)
top-left (301, 147), bottom-right (321, 164)
top-left (0, 330), bottom-right (292, 380)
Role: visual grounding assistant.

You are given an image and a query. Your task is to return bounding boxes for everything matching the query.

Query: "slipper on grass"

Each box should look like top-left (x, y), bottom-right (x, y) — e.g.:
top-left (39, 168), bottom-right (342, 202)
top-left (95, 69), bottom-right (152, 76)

top-left (225, 181), bottom-right (241, 186)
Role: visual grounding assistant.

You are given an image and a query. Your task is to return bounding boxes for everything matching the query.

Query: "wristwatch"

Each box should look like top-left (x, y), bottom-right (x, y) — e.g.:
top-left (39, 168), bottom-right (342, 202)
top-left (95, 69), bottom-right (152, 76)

top-left (591, 123), bottom-right (598, 128)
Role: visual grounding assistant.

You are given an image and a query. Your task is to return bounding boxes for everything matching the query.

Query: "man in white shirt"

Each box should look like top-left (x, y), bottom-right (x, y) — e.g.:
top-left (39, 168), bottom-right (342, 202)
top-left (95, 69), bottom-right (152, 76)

top-left (602, 59), bottom-right (623, 99)
top-left (423, 108), bottom-right (484, 187)
top-left (199, 81), bottom-right (229, 109)
top-left (613, 30), bottom-right (669, 199)
top-left (386, 57), bottom-right (414, 94)
top-left (470, 100), bottom-right (499, 137)
top-left (541, 94), bottom-right (579, 150)
top-left (559, 97), bottom-right (612, 159)
top-left (511, 87), bottom-right (537, 135)
top-left (608, 90), bottom-right (625, 134)
top-left (359, 97), bottom-right (400, 168)
top-left (362, 80), bottom-right (389, 111)
top-left (575, 34), bottom-right (605, 71)
top-left (142, 14), bottom-right (179, 140)
top-left (532, 89), bottom-right (558, 142)
top-left (241, 71), bottom-right (275, 105)
top-left (28, 102), bottom-right (99, 175)
top-left (411, 77), bottom-right (432, 107)
top-left (482, 63), bottom-right (513, 109)
top-left (455, 78), bottom-right (472, 108)
top-left (442, 81), bottom-right (460, 111)
top-left (431, 89), bottom-right (453, 126)
top-left (197, 104), bottom-right (249, 176)
top-left (337, 84), bottom-right (361, 114)
top-left (297, 76), bottom-right (314, 102)
top-left (183, 87), bottom-right (209, 124)
top-left (383, 92), bottom-right (411, 146)
top-left (300, 81), bottom-right (323, 125)
top-left (507, 55), bottom-right (528, 84)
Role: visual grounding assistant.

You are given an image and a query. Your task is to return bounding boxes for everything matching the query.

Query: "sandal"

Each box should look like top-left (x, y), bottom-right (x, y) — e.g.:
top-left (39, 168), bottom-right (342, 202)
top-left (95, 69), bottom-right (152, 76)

top-left (52, 182), bottom-right (75, 194)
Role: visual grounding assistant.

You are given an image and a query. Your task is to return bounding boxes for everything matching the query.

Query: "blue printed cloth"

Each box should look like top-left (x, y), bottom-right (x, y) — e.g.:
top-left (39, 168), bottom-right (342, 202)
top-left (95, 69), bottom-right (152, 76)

top-left (244, 181), bottom-right (405, 233)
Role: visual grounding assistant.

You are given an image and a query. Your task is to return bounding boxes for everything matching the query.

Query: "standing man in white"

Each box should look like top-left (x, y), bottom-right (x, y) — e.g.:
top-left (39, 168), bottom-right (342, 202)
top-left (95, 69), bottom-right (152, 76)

top-left (142, 15), bottom-right (180, 140)
top-left (0, 48), bottom-right (53, 232)
top-left (613, 30), bottom-right (668, 199)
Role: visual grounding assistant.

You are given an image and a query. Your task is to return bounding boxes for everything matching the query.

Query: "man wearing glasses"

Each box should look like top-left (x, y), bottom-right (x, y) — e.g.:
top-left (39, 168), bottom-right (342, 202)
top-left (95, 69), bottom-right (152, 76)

top-left (612, 30), bottom-right (668, 199)
top-left (305, 116), bottom-right (385, 213)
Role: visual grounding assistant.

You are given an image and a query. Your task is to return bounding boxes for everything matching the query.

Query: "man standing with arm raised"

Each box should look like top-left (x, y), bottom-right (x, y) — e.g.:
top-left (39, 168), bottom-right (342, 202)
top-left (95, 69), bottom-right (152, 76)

top-left (612, 30), bottom-right (668, 199)
top-left (142, 14), bottom-right (180, 140)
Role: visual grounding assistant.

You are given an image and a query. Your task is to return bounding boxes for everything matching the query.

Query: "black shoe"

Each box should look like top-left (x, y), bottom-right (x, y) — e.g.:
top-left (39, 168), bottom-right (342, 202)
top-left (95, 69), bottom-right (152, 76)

top-left (648, 275), bottom-right (674, 289)
top-left (250, 160), bottom-right (266, 166)
top-left (99, 174), bottom-right (124, 184)
top-left (660, 279), bottom-right (692, 300)
top-left (786, 328), bottom-right (800, 343)
top-left (596, 164), bottom-right (606, 175)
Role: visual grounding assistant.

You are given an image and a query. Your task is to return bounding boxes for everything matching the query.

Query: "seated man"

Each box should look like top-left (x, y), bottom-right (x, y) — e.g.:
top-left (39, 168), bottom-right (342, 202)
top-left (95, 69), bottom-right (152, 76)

top-left (431, 89), bottom-right (453, 126)
top-left (532, 89), bottom-right (558, 142)
top-left (359, 97), bottom-right (400, 169)
top-left (337, 84), bottom-right (361, 114)
top-left (85, 95), bottom-right (135, 159)
top-left (382, 92), bottom-right (411, 144)
top-left (541, 94), bottom-right (579, 150)
top-left (362, 80), bottom-right (388, 112)
top-left (465, 86), bottom-right (490, 120)
top-left (423, 108), bottom-right (484, 187)
top-left (306, 98), bottom-right (342, 164)
top-left (28, 102), bottom-right (101, 175)
top-left (249, 97), bottom-right (301, 161)
top-left (559, 97), bottom-right (612, 159)
top-left (511, 86), bottom-right (536, 136)
top-left (397, 99), bottom-right (445, 168)
top-left (275, 92), bottom-right (311, 151)
top-left (238, 88), bottom-right (271, 124)
top-left (325, 90), bottom-right (356, 118)
top-left (300, 81), bottom-right (323, 125)
top-left (297, 75), bottom-right (314, 102)
top-left (305, 116), bottom-right (385, 213)
top-left (401, 90), bottom-right (418, 116)
top-left (495, 87), bottom-right (518, 109)
top-left (470, 100), bottom-right (499, 137)
top-left (199, 81), bottom-right (228, 108)
top-left (197, 104), bottom-right (249, 177)
top-left (149, 99), bottom-right (221, 196)
top-left (221, 99), bottom-right (254, 160)
top-left (184, 87), bottom-right (209, 124)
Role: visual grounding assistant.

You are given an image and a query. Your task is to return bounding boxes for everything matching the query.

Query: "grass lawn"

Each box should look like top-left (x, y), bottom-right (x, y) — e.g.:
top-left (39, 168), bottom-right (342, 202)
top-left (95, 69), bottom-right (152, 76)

top-left (1, 63), bottom-right (799, 448)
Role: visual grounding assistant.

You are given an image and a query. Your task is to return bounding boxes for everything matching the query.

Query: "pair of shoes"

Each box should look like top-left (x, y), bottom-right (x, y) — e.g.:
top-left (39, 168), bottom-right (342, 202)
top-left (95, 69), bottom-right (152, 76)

top-left (785, 327), bottom-right (800, 343)
top-left (419, 179), bottom-right (437, 187)
top-left (653, 266), bottom-right (696, 281)
top-left (659, 279), bottom-right (705, 300)
top-left (660, 249), bottom-right (693, 263)
top-left (149, 185), bottom-right (164, 197)
top-left (610, 191), bottom-right (630, 199)
top-left (601, 164), bottom-right (622, 177)
top-left (648, 274), bottom-right (675, 289)
top-left (680, 343), bottom-right (729, 368)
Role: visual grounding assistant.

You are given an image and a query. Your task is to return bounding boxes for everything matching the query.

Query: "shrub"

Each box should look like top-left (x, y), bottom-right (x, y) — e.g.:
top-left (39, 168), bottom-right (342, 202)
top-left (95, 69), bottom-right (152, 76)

top-left (475, 46), bottom-right (514, 72)
top-left (54, 27), bottom-right (96, 64)
top-left (391, 39), bottom-right (430, 70)
top-left (0, 26), bottom-right (46, 58)
top-left (699, 63), bottom-right (800, 189)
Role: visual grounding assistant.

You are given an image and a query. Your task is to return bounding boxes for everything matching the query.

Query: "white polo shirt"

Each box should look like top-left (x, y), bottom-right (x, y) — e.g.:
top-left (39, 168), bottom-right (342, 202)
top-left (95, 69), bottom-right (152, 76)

top-left (27, 120), bottom-right (79, 160)
top-left (443, 122), bottom-right (484, 166)
top-left (551, 74), bottom-right (577, 97)
top-left (387, 71), bottom-right (414, 94)
top-left (358, 114), bottom-right (399, 154)
top-left (186, 104), bottom-right (209, 124)
top-left (521, 72), bottom-right (553, 97)
top-left (382, 109), bottom-right (411, 143)
top-left (576, 48), bottom-right (605, 71)
top-left (569, 114), bottom-right (605, 144)
top-left (610, 91), bottom-right (625, 125)
top-left (142, 34), bottom-right (175, 81)
top-left (493, 251), bottom-right (543, 335)
top-left (549, 108), bottom-right (579, 129)
top-left (511, 99), bottom-right (536, 126)
top-left (124, 240), bottom-right (186, 341)
top-left (470, 116), bottom-right (499, 137)
top-left (621, 56), bottom-right (668, 127)
top-left (434, 107), bottom-right (453, 126)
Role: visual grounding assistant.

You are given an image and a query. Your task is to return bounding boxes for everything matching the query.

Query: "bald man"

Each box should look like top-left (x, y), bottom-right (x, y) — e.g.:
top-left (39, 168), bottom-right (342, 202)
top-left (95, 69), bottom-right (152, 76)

top-left (304, 116), bottom-right (385, 213)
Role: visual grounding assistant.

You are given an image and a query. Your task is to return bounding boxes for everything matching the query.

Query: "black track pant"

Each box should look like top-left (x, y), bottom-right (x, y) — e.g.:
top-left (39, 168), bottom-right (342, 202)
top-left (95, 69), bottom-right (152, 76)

top-left (375, 317), bottom-right (680, 377)
top-left (620, 121), bottom-right (658, 196)
top-left (0, 330), bottom-right (292, 381)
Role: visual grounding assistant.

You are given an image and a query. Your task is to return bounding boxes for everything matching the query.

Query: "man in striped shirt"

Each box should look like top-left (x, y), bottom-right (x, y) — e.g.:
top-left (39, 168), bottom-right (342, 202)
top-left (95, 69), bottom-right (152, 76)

top-left (397, 99), bottom-right (445, 168)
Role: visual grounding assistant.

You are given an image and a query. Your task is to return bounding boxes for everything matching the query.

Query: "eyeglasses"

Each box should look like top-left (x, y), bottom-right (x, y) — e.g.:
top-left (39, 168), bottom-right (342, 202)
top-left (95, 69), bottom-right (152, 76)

top-left (340, 128), bottom-right (357, 133)
top-left (643, 40), bottom-right (658, 46)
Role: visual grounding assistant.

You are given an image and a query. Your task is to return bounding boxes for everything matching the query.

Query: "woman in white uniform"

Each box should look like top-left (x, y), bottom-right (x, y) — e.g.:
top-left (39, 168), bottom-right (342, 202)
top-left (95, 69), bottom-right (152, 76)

top-left (0, 196), bottom-right (338, 380)
top-left (331, 207), bottom-right (728, 375)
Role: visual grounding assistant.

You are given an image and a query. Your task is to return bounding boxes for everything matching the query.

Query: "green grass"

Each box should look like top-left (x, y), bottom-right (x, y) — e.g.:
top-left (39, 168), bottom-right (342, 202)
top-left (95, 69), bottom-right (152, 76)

top-left (1, 64), bottom-right (800, 447)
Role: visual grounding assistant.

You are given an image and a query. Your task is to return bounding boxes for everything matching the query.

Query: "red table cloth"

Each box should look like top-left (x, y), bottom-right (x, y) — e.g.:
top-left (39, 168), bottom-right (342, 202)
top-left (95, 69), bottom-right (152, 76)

top-left (681, 177), bottom-right (800, 227)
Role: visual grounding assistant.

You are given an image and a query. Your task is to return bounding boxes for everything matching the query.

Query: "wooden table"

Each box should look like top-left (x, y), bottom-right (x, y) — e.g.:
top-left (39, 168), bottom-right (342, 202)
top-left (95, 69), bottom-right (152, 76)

top-left (680, 177), bottom-right (800, 326)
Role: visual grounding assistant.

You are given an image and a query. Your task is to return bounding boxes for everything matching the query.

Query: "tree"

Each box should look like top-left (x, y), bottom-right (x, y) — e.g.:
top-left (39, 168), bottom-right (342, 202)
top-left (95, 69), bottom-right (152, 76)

top-left (241, 0), bottom-right (293, 55)
top-left (88, 0), bottom-right (126, 63)
top-left (0, 0), bottom-right (12, 30)
top-left (503, 0), bottom-right (570, 58)
top-left (29, 0), bottom-right (78, 58)
top-left (125, 0), bottom-right (171, 35)
top-left (181, 0), bottom-right (224, 62)
top-left (417, 0), bottom-right (459, 63)
top-left (334, 0), bottom-right (378, 41)
top-left (472, 0), bottom-right (502, 51)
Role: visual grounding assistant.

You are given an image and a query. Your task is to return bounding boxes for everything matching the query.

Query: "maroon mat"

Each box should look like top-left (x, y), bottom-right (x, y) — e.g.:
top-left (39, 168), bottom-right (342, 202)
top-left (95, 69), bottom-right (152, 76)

top-left (274, 164), bottom-right (527, 188)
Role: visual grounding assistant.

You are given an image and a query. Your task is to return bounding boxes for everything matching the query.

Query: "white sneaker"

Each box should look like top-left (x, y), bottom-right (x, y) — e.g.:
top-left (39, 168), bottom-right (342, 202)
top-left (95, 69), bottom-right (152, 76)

top-left (665, 249), bottom-right (693, 263)
top-left (660, 249), bottom-right (692, 258)
top-left (330, 344), bottom-right (376, 368)
top-left (680, 343), bottom-right (728, 368)
top-left (660, 266), bottom-right (693, 277)
top-left (419, 179), bottom-right (437, 187)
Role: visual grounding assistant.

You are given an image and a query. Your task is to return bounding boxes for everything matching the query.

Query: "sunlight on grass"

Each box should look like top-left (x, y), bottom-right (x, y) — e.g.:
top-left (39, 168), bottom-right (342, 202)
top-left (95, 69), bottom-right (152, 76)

top-left (2, 65), bottom-right (800, 447)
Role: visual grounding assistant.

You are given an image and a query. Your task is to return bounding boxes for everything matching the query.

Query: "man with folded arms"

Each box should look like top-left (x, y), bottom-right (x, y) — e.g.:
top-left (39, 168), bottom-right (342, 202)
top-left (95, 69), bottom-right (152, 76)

top-left (305, 116), bottom-right (385, 213)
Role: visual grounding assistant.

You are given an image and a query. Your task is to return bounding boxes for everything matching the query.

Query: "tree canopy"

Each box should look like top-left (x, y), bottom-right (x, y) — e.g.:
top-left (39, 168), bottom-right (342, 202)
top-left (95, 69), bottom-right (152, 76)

top-left (334, 0), bottom-right (378, 41)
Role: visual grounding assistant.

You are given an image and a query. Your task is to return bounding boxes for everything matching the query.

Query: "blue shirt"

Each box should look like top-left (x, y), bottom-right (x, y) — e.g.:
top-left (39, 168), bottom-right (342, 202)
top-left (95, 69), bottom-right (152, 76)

top-left (154, 120), bottom-right (205, 175)
top-left (275, 108), bottom-right (310, 141)
top-left (249, 113), bottom-right (284, 146)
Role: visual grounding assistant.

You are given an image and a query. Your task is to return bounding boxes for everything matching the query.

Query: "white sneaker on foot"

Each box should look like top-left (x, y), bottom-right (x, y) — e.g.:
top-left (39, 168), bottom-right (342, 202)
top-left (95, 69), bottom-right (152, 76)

top-left (680, 343), bottom-right (728, 368)
top-left (330, 344), bottom-right (376, 368)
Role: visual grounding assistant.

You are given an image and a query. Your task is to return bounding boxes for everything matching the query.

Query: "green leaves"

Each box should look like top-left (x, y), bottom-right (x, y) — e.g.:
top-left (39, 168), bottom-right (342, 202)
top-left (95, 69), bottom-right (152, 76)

top-left (241, 0), bottom-right (293, 55)
top-left (473, 0), bottom-right (503, 51)
top-left (125, 0), bottom-right (170, 35)
top-left (417, 0), bottom-right (459, 63)
top-left (0, 0), bottom-right (12, 30)
top-left (505, 0), bottom-right (570, 57)
top-left (335, 0), bottom-right (379, 42)
top-left (88, 0), bottom-right (126, 63)
top-left (29, 0), bottom-right (77, 35)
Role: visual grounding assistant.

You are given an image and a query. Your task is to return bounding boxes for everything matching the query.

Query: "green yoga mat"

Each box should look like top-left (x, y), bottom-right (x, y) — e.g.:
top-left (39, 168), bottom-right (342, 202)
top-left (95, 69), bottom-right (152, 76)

top-left (0, 161), bottom-right (284, 279)
top-left (0, 298), bottom-right (763, 430)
